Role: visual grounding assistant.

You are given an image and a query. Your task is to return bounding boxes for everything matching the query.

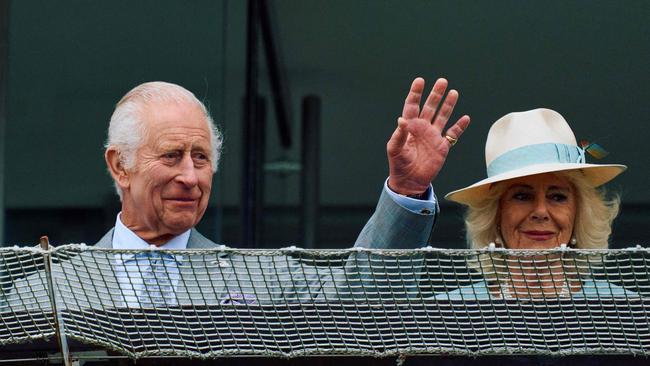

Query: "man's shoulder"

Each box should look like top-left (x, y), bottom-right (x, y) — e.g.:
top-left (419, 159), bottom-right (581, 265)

top-left (92, 229), bottom-right (114, 248)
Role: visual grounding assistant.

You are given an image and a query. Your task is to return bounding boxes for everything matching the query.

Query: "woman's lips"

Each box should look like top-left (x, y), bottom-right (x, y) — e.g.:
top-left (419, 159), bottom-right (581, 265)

top-left (522, 231), bottom-right (555, 241)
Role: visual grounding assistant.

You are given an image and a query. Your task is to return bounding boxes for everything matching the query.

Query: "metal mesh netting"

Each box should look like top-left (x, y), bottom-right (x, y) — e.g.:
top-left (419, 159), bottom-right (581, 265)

top-left (0, 244), bottom-right (649, 358)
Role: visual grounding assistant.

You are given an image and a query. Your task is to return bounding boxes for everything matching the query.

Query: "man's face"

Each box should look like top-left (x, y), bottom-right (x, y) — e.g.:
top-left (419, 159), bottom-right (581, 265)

top-left (120, 101), bottom-right (213, 244)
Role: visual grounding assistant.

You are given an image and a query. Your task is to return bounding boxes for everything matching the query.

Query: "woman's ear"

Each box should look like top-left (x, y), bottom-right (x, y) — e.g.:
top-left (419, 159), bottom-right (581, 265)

top-left (105, 147), bottom-right (130, 190)
top-left (494, 224), bottom-right (503, 247)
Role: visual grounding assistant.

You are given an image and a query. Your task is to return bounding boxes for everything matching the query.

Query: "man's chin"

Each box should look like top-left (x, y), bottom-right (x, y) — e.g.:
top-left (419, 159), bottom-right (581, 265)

top-left (163, 216), bottom-right (199, 235)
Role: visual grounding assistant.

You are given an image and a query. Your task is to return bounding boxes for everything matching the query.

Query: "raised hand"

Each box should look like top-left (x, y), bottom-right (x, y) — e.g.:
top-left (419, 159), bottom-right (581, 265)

top-left (387, 77), bottom-right (471, 196)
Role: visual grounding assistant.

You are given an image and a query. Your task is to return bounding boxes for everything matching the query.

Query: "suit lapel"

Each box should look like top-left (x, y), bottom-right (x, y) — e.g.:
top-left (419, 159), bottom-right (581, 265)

top-left (81, 228), bottom-right (124, 307)
top-left (186, 229), bottom-right (218, 249)
top-left (94, 229), bottom-right (114, 249)
top-left (54, 229), bottom-right (121, 309)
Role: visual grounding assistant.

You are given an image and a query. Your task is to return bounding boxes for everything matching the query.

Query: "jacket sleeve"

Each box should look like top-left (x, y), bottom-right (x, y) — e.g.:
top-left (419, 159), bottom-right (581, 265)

top-left (353, 187), bottom-right (436, 249)
top-left (316, 188), bottom-right (438, 300)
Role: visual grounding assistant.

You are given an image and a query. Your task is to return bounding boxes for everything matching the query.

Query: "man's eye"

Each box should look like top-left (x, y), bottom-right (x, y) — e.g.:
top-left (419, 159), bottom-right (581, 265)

top-left (162, 152), bottom-right (180, 160)
top-left (192, 152), bottom-right (209, 162)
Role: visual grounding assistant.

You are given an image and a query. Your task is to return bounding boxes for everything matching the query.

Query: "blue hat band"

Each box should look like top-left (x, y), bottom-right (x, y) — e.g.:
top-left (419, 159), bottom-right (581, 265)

top-left (486, 143), bottom-right (586, 177)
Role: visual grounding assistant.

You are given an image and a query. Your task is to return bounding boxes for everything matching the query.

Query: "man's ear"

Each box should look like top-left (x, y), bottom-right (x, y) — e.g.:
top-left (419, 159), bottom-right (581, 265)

top-left (105, 147), bottom-right (130, 190)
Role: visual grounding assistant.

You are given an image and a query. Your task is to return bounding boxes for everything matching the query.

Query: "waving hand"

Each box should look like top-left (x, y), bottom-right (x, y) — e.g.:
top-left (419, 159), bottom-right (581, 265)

top-left (387, 77), bottom-right (471, 196)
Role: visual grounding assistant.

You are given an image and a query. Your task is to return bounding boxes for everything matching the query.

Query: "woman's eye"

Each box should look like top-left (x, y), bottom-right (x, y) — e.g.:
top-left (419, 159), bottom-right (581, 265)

top-left (549, 193), bottom-right (568, 202)
top-left (513, 192), bottom-right (532, 201)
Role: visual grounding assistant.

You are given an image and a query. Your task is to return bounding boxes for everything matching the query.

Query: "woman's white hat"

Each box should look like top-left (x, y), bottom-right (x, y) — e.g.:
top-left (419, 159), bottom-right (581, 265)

top-left (445, 108), bottom-right (626, 206)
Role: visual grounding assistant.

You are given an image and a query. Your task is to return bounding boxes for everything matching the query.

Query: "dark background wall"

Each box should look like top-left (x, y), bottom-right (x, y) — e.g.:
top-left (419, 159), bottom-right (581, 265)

top-left (3, 0), bottom-right (649, 248)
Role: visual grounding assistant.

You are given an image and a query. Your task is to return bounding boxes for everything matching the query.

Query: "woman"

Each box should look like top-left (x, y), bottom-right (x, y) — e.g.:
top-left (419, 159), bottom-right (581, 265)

top-left (380, 77), bottom-right (631, 299)
top-left (437, 108), bottom-right (631, 300)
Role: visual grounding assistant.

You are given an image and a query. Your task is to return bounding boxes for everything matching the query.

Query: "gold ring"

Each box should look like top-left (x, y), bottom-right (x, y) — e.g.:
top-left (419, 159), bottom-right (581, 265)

top-left (444, 134), bottom-right (458, 146)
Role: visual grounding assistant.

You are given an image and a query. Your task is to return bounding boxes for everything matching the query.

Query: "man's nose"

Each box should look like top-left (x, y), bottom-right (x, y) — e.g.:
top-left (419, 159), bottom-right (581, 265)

top-left (175, 155), bottom-right (199, 187)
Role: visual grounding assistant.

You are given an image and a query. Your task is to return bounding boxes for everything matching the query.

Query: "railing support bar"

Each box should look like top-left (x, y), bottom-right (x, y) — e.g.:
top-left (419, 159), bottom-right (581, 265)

top-left (40, 236), bottom-right (71, 366)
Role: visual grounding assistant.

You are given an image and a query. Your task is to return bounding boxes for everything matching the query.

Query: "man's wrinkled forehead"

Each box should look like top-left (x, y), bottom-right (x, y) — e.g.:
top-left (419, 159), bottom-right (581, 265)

top-left (138, 100), bottom-right (211, 145)
top-left (140, 99), bottom-right (207, 126)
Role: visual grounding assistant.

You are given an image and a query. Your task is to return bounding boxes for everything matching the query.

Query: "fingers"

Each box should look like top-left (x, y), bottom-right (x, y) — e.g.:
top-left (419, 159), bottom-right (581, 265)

top-left (419, 78), bottom-right (448, 121)
top-left (387, 117), bottom-right (409, 157)
top-left (444, 115), bottom-right (471, 142)
top-left (432, 89), bottom-right (459, 131)
top-left (399, 76), bottom-right (469, 147)
top-left (402, 77), bottom-right (425, 119)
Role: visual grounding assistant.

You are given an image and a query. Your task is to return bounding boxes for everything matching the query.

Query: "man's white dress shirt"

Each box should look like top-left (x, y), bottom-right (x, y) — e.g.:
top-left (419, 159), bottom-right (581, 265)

top-left (112, 214), bottom-right (190, 307)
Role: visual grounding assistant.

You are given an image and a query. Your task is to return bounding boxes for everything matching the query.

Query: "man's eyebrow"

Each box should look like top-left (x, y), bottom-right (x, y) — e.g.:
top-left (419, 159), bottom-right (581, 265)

top-left (157, 144), bottom-right (183, 151)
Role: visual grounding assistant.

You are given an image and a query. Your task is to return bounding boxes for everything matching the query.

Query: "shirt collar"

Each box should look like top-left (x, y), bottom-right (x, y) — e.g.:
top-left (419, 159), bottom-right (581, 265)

top-left (113, 213), bottom-right (190, 261)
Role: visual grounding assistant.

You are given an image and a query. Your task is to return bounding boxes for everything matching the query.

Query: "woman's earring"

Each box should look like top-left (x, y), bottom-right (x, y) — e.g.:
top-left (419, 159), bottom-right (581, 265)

top-left (570, 237), bottom-right (577, 246)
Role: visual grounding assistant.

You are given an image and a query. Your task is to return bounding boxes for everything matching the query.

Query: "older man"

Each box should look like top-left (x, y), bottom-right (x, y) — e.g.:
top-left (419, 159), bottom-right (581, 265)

top-left (3, 77), bottom-right (464, 311)
top-left (101, 82), bottom-right (222, 250)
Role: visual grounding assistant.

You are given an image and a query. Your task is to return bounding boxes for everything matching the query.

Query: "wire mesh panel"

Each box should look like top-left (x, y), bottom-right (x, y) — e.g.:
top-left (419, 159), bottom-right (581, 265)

top-left (0, 244), bottom-right (649, 358)
top-left (0, 247), bottom-right (55, 345)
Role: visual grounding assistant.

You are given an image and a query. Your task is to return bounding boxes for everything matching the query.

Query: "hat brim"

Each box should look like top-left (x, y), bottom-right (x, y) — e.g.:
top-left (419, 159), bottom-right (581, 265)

top-left (444, 163), bottom-right (627, 206)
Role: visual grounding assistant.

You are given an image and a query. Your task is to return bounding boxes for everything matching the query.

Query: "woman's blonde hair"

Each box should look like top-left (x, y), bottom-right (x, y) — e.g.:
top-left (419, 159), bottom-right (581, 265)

top-left (464, 170), bottom-right (620, 250)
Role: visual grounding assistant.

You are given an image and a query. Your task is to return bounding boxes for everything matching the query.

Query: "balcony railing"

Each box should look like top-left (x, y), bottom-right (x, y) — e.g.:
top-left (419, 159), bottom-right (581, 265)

top-left (0, 245), bottom-right (648, 361)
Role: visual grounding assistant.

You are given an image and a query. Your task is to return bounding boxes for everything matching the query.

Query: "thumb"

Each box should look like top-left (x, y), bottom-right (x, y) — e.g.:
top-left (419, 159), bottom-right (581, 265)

top-left (387, 117), bottom-right (409, 157)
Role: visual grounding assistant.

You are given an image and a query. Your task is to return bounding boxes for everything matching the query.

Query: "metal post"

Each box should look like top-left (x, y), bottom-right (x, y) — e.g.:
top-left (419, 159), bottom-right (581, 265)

top-left (242, 95), bottom-right (266, 248)
top-left (0, 0), bottom-right (9, 245)
top-left (259, 0), bottom-right (292, 148)
top-left (242, 0), bottom-right (260, 247)
top-left (301, 96), bottom-right (321, 248)
top-left (40, 236), bottom-right (72, 366)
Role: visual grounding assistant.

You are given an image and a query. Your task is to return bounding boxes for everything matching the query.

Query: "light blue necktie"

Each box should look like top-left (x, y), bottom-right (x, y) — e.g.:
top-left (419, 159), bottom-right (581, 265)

top-left (134, 252), bottom-right (178, 307)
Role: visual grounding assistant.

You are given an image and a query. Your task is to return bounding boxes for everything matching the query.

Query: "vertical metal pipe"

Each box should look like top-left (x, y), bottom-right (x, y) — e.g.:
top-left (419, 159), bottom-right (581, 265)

top-left (0, 0), bottom-right (9, 245)
top-left (254, 97), bottom-right (266, 246)
top-left (242, 0), bottom-right (260, 247)
top-left (40, 237), bottom-right (71, 366)
top-left (241, 96), bottom-right (266, 248)
top-left (259, 0), bottom-right (292, 148)
top-left (301, 96), bottom-right (321, 248)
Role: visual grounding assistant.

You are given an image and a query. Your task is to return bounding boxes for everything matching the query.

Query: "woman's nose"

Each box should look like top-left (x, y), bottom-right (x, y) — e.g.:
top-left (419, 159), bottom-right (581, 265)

top-left (530, 197), bottom-right (550, 221)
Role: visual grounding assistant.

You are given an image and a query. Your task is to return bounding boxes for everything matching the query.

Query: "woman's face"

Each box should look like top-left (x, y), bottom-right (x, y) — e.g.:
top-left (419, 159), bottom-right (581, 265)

top-left (498, 173), bottom-right (577, 249)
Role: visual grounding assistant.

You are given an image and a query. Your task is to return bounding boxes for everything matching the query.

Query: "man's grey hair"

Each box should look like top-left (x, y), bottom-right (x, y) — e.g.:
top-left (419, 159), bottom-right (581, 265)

top-left (105, 81), bottom-right (223, 199)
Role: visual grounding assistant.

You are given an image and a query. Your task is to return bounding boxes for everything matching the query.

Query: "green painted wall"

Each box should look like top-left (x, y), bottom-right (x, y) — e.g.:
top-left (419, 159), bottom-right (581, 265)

top-left (7, 0), bottom-right (226, 208)
top-left (6, 0), bottom-right (650, 213)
